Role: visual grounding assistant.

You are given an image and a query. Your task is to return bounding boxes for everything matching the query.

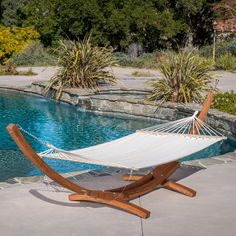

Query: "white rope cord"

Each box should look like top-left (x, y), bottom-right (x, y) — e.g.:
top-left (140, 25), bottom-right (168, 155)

top-left (40, 147), bottom-right (86, 192)
top-left (16, 124), bottom-right (51, 147)
top-left (195, 117), bottom-right (223, 136)
top-left (39, 148), bottom-right (71, 192)
top-left (143, 116), bottom-right (194, 133)
top-left (139, 111), bottom-right (224, 138)
top-left (37, 135), bottom-right (136, 194)
top-left (140, 113), bottom-right (197, 134)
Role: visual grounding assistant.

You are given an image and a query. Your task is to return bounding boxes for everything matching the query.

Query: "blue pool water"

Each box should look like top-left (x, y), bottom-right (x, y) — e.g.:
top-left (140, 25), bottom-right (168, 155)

top-left (0, 90), bottom-right (235, 182)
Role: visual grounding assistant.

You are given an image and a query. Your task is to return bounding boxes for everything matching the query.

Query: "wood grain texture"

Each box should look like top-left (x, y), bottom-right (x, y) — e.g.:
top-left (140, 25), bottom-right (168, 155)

top-left (191, 92), bottom-right (214, 134)
top-left (122, 174), bottom-right (144, 181)
top-left (69, 193), bottom-right (150, 218)
top-left (162, 180), bottom-right (196, 197)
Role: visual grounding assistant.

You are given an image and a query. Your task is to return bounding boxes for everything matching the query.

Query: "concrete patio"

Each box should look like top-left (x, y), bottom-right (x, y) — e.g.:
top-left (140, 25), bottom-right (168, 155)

top-left (0, 67), bottom-right (235, 235)
top-left (0, 66), bottom-right (235, 92)
top-left (0, 160), bottom-right (236, 236)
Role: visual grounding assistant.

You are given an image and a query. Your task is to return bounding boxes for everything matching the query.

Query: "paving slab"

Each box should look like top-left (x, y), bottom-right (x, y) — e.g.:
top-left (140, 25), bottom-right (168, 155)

top-left (0, 162), bottom-right (235, 236)
top-left (0, 67), bottom-right (235, 92)
top-left (0, 176), bottom-right (142, 236)
top-left (215, 70), bottom-right (236, 92)
top-left (141, 162), bottom-right (236, 236)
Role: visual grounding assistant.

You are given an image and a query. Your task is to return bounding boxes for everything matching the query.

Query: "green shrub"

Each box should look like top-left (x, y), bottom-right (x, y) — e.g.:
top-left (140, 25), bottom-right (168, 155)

top-left (138, 53), bottom-right (158, 69)
top-left (115, 52), bottom-right (158, 69)
top-left (45, 34), bottom-right (117, 99)
top-left (0, 26), bottom-right (40, 64)
top-left (215, 53), bottom-right (236, 71)
top-left (12, 41), bottom-right (56, 66)
top-left (148, 51), bottom-right (214, 103)
top-left (195, 56), bottom-right (214, 69)
top-left (213, 92), bottom-right (236, 115)
top-left (114, 52), bottom-right (135, 67)
top-left (198, 45), bottom-right (214, 58)
top-left (199, 40), bottom-right (236, 58)
top-left (227, 41), bottom-right (236, 56)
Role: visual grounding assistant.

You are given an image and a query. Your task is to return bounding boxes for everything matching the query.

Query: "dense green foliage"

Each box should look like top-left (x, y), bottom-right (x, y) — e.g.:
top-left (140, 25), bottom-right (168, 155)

top-left (116, 51), bottom-right (216, 70)
top-left (213, 92), bottom-right (236, 115)
top-left (115, 52), bottom-right (159, 69)
top-left (0, 0), bottom-right (217, 51)
top-left (45, 35), bottom-right (117, 99)
top-left (0, 26), bottom-right (40, 63)
top-left (199, 40), bottom-right (236, 57)
top-left (148, 52), bottom-right (214, 103)
top-left (1, 0), bottom-right (234, 71)
top-left (199, 40), bottom-right (236, 71)
top-left (0, 0), bottom-right (26, 26)
top-left (216, 53), bottom-right (236, 71)
top-left (12, 41), bottom-right (56, 66)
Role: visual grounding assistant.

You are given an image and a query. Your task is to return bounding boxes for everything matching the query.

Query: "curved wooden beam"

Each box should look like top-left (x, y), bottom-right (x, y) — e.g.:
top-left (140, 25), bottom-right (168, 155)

top-left (191, 92), bottom-right (214, 134)
top-left (69, 193), bottom-right (150, 218)
top-left (123, 162), bottom-right (179, 199)
top-left (5, 124), bottom-right (161, 218)
top-left (122, 175), bottom-right (196, 197)
top-left (7, 124), bottom-right (127, 199)
top-left (122, 174), bottom-right (144, 181)
top-left (6, 124), bottom-right (170, 198)
top-left (162, 180), bottom-right (196, 197)
top-left (6, 124), bottom-right (196, 218)
top-left (121, 92), bottom-right (213, 197)
top-left (7, 124), bottom-right (93, 195)
top-left (197, 92), bottom-right (215, 123)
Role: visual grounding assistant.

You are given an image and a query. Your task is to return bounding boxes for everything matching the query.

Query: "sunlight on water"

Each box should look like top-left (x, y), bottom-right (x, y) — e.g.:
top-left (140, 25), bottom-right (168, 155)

top-left (0, 90), bottom-right (235, 182)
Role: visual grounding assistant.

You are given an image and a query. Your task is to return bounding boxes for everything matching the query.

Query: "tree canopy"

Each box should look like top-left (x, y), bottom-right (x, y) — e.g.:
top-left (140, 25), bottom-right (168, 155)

top-left (0, 0), bottom-right (220, 51)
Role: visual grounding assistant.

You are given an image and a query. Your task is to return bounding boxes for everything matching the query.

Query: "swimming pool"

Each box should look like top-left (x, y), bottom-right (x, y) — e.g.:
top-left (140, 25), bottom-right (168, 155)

top-left (0, 90), bottom-right (235, 182)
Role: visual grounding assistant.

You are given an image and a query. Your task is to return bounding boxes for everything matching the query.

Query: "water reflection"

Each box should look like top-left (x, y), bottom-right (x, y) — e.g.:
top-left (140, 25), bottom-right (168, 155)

top-left (0, 90), bottom-right (157, 181)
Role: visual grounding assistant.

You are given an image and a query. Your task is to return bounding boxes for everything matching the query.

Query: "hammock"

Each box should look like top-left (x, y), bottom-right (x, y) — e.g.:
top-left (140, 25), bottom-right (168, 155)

top-left (7, 92), bottom-right (223, 218)
top-left (19, 110), bottom-right (225, 170)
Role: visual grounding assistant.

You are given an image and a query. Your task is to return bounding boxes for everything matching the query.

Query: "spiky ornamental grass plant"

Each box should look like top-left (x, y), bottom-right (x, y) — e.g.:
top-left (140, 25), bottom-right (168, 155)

top-left (148, 52), bottom-right (215, 103)
top-left (44, 35), bottom-right (117, 99)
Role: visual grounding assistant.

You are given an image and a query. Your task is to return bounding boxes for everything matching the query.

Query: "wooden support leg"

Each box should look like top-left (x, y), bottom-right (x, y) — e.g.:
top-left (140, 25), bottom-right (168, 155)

top-left (122, 174), bottom-right (144, 181)
top-left (122, 175), bottom-right (196, 197)
top-left (162, 180), bottom-right (196, 197)
top-left (69, 193), bottom-right (150, 219)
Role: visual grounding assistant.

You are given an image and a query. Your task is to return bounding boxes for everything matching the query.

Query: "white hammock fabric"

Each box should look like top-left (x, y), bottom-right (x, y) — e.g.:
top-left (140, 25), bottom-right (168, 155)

top-left (32, 111), bottom-right (226, 170)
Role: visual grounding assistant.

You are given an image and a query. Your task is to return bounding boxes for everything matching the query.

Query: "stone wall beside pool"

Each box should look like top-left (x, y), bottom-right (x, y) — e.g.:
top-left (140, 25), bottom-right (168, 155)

top-left (29, 82), bottom-right (236, 140)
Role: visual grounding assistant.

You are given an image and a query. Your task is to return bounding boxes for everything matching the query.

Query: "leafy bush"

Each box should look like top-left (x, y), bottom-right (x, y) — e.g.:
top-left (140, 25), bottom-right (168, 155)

top-left (12, 41), bottom-right (56, 66)
top-left (115, 52), bottom-right (158, 69)
top-left (199, 40), bottom-right (236, 58)
top-left (213, 92), bottom-right (236, 115)
top-left (0, 26), bottom-right (40, 64)
top-left (215, 53), bottom-right (236, 71)
top-left (196, 56), bottom-right (214, 69)
top-left (45, 35), bottom-right (117, 99)
top-left (148, 51), bottom-right (214, 103)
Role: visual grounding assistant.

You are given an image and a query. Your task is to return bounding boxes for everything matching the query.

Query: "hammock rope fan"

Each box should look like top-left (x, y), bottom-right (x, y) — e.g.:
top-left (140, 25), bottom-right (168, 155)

top-left (7, 92), bottom-right (226, 218)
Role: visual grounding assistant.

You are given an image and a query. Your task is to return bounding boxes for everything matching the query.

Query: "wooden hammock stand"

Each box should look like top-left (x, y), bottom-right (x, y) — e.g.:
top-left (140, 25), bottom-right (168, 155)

top-left (6, 92), bottom-right (214, 219)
